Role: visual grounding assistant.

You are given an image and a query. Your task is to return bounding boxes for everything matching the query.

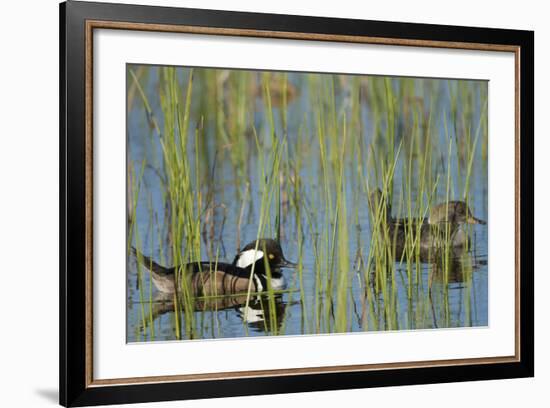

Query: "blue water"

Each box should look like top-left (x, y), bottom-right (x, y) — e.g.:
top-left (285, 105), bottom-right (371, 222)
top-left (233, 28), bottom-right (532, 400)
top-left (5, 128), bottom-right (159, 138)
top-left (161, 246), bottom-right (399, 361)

top-left (126, 66), bottom-right (488, 342)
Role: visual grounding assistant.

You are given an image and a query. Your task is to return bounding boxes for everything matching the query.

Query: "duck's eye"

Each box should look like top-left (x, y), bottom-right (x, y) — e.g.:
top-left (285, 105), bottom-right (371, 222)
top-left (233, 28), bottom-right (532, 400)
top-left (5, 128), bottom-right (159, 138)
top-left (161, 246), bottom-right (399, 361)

top-left (268, 253), bottom-right (275, 260)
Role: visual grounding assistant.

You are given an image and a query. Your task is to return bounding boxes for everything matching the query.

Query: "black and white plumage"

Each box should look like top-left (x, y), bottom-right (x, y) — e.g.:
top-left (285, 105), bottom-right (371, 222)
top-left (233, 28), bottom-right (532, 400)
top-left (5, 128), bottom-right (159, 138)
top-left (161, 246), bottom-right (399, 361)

top-left (131, 239), bottom-right (296, 296)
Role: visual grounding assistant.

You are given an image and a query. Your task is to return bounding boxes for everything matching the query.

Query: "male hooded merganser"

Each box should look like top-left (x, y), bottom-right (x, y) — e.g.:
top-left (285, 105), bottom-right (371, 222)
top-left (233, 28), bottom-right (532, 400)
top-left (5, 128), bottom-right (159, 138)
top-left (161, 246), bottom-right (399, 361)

top-left (367, 188), bottom-right (486, 252)
top-left (131, 239), bottom-right (296, 296)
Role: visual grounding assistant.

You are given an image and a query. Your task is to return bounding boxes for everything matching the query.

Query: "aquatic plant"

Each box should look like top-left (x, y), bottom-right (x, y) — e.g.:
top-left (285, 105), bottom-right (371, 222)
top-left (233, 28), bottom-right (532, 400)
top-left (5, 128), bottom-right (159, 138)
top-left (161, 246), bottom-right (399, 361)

top-left (127, 65), bottom-right (489, 341)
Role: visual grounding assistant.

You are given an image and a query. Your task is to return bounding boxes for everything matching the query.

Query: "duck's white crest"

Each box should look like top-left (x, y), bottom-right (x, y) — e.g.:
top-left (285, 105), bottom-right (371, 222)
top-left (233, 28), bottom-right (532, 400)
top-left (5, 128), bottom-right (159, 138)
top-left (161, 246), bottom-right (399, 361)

top-left (236, 249), bottom-right (264, 268)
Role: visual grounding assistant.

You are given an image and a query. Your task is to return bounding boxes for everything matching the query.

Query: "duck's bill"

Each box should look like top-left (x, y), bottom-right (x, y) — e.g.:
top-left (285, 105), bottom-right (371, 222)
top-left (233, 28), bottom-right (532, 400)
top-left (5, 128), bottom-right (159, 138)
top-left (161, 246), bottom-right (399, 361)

top-left (280, 258), bottom-right (298, 268)
top-left (467, 216), bottom-right (486, 225)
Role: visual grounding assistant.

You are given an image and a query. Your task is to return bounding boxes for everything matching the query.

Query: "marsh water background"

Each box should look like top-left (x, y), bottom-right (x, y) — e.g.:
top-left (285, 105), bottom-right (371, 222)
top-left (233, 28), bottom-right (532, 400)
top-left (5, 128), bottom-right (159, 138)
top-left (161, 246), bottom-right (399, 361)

top-left (127, 65), bottom-right (488, 342)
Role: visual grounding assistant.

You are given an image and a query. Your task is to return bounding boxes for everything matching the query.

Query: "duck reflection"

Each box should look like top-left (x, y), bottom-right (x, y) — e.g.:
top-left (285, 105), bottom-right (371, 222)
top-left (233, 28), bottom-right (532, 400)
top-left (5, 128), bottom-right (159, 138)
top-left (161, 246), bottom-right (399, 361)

top-left (426, 252), bottom-right (487, 329)
top-left (428, 251), bottom-right (486, 286)
top-left (236, 295), bottom-right (287, 333)
top-left (138, 292), bottom-right (287, 336)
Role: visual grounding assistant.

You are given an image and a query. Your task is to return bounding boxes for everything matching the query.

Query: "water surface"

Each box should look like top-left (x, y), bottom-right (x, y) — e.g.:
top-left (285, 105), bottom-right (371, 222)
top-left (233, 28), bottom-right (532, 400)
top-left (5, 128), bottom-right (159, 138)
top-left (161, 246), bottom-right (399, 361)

top-left (126, 65), bottom-right (488, 342)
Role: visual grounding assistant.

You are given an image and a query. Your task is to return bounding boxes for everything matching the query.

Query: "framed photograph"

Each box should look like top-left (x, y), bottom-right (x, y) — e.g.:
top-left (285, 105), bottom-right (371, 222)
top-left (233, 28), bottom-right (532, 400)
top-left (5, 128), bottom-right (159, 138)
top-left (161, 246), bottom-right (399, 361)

top-left (60, 1), bottom-right (534, 406)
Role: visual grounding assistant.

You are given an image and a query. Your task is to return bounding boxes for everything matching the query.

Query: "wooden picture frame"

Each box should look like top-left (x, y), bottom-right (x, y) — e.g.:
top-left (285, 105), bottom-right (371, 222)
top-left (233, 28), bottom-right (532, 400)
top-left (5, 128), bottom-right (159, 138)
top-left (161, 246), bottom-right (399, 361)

top-left (60, 1), bottom-right (534, 406)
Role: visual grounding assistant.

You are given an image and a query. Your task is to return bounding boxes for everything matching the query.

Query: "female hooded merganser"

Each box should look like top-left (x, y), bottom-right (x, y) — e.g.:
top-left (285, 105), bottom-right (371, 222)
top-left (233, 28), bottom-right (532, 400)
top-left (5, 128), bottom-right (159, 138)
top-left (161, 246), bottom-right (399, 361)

top-left (131, 239), bottom-right (296, 296)
top-left (367, 188), bottom-right (486, 253)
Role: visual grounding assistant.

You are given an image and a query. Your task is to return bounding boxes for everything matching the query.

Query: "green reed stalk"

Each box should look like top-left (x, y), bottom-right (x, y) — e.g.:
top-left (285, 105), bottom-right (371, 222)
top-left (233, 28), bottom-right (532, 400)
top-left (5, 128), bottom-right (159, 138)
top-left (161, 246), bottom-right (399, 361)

top-left (335, 115), bottom-right (350, 332)
top-left (128, 159), bottom-right (147, 340)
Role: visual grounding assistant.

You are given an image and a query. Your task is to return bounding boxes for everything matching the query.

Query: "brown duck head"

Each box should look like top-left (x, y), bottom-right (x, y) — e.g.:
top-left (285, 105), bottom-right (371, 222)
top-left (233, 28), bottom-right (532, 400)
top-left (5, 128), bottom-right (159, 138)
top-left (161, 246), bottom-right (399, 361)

top-left (428, 201), bottom-right (486, 226)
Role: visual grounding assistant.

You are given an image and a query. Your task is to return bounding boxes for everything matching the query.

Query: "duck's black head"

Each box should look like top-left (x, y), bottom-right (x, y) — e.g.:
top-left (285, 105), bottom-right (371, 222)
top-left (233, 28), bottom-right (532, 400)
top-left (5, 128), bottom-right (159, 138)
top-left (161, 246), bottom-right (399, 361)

top-left (233, 239), bottom-right (297, 271)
